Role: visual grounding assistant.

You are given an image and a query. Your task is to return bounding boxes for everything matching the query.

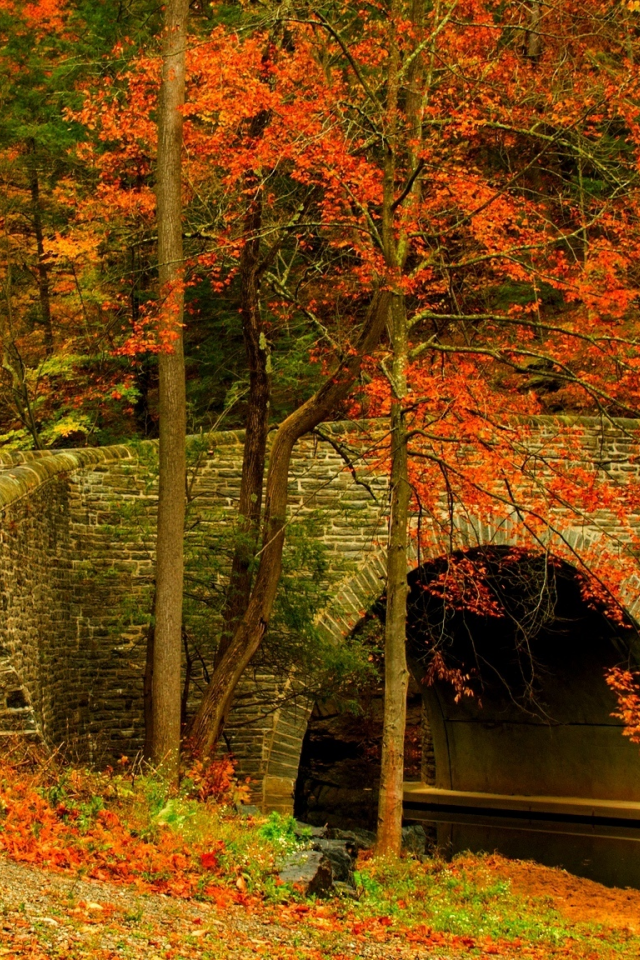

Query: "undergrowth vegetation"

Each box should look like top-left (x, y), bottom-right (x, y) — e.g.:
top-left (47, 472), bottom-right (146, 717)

top-left (0, 745), bottom-right (283, 902)
top-left (0, 745), bottom-right (639, 958)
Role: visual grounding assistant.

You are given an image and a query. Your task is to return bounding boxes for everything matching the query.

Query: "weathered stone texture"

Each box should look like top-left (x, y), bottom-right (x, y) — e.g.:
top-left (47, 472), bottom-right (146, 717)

top-left (0, 477), bottom-right (69, 741)
top-left (2, 417), bottom-right (640, 809)
top-left (0, 428), bottom-right (388, 764)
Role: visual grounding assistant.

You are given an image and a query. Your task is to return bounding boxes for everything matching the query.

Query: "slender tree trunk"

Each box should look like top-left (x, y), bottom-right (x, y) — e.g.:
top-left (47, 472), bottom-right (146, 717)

top-left (151, 0), bottom-right (189, 781)
top-left (376, 297), bottom-right (410, 855)
top-left (216, 188), bottom-right (270, 666)
top-left (375, 0), bottom-right (424, 856)
top-left (1, 263), bottom-right (43, 448)
top-left (189, 291), bottom-right (391, 757)
top-left (526, 2), bottom-right (542, 61)
top-left (25, 141), bottom-right (53, 357)
top-left (143, 620), bottom-right (155, 761)
top-left (131, 245), bottom-right (156, 437)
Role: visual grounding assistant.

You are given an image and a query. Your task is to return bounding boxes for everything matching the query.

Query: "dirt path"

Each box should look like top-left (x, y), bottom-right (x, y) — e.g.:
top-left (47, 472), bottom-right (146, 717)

top-left (0, 856), bottom-right (454, 960)
top-left (478, 854), bottom-right (640, 934)
top-left (2, 852), bottom-right (640, 959)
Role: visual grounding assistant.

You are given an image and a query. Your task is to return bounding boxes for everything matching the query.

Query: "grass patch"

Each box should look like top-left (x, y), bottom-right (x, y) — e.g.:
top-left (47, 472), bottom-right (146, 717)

top-left (348, 854), bottom-right (640, 958)
top-left (1, 744), bottom-right (639, 958)
top-left (354, 855), bottom-right (569, 940)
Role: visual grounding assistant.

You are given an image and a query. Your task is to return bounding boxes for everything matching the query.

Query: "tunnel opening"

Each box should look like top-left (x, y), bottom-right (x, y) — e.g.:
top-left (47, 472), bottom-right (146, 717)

top-left (293, 676), bottom-right (424, 832)
top-left (405, 546), bottom-right (640, 888)
top-left (294, 546), bottom-right (640, 886)
top-left (406, 547), bottom-right (637, 798)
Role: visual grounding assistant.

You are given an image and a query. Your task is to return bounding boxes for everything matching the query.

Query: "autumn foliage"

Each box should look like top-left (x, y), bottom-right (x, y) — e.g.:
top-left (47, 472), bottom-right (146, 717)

top-left (606, 666), bottom-right (640, 743)
top-left (4, 0), bottom-right (640, 812)
top-left (0, 751), bottom-right (251, 900)
top-left (3, 0), bottom-right (640, 446)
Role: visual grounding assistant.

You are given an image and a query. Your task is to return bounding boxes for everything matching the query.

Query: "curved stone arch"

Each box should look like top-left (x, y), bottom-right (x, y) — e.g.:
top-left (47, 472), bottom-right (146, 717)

top-left (256, 515), bottom-right (640, 813)
top-left (254, 548), bottom-right (389, 812)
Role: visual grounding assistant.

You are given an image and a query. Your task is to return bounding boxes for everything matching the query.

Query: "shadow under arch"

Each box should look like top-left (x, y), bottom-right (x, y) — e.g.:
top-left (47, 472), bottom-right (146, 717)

top-left (260, 521), bottom-right (639, 800)
top-left (402, 545), bottom-right (640, 888)
top-left (405, 546), bottom-right (640, 801)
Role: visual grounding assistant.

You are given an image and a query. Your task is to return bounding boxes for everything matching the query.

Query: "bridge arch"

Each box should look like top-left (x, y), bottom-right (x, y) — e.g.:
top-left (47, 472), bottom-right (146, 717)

top-left (243, 516), bottom-right (640, 817)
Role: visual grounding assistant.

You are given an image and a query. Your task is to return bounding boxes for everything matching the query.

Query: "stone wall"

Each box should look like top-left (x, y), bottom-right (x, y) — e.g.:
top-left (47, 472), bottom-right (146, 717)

top-left (0, 475), bottom-right (68, 742)
top-left (1, 417), bottom-right (640, 808)
top-left (0, 446), bottom-right (136, 748)
top-left (0, 427), bottom-right (388, 763)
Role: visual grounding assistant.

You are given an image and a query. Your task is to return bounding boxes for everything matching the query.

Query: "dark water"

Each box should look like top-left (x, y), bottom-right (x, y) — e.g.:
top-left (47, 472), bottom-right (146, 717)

top-left (406, 808), bottom-right (640, 889)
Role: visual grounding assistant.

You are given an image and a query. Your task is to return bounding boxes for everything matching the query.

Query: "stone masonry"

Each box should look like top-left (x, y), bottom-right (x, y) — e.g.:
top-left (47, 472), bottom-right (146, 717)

top-left (1, 417), bottom-right (640, 812)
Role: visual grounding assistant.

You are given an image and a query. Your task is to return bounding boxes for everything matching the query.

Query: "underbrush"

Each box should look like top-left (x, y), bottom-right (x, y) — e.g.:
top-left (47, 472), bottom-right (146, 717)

top-left (0, 743), bottom-right (297, 903)
top-left (0, 745), bottom-right (639, 958)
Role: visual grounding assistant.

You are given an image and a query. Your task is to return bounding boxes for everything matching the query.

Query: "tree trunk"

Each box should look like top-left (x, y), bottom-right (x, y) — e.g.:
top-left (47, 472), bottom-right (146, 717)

top-left (526, 2), bottom-right (542, 61)
top-left (151, 0), bottom-right (189, 782)
top-left (189, 291), bottom-right (391, 757)
top-left (143, 619), bottom-right (154, 761)
top-left (376, 345), bottom-right (410, 855)
top-left (216, 188), bottom-right (270, 666)
top-left (375, 0), bottom-right (423, 858)
top-left (1, 264), bottom-right (43, 448)
top-left (25, 141), bottom-right (54, 357)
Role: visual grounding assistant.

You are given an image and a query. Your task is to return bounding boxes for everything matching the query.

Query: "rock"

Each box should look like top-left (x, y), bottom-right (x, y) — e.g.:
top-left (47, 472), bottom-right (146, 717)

top-left (280, 822), bottom-right (360, 896)
top-left (327, 827), bottom-right (375, 850)
top-left (402, 823), bottom-right (427, 856)
top-left (294, 820), bottom-right (327, 839)
top-left (235, 803), bottom-right (261, 818)
top-left (332, 880), bottom-right (359, 899)
top-left (313, 839), bottom-right (355, 883)
top-left (279, 850), bottom-right (333, 896)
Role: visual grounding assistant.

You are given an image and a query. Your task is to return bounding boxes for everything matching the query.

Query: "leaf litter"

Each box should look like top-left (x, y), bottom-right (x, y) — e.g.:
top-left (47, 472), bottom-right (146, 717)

top-left (0, 753), bottom-right (638, 958)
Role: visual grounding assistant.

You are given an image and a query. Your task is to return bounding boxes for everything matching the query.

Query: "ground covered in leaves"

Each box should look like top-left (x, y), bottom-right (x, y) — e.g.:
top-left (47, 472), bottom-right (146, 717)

top-left (0, 749), bottom-right (638, 959)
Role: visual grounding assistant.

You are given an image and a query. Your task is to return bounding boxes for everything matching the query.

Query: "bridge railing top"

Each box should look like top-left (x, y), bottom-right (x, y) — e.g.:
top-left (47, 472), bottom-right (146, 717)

top-left (0, 415), bottom-right (639, 514)
top-left (0, 444), bottom-right (139, 512)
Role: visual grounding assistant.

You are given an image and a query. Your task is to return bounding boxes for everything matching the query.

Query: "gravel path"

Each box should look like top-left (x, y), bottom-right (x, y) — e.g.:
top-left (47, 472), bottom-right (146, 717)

top-left (0, 857), bottom-right (453, 959)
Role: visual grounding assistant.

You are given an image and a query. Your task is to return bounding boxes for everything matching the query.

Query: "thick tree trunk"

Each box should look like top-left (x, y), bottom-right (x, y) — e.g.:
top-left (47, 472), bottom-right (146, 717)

top-left (216, 190), bottom-right (270, 666)
top-left (151, 0), bottom-right (188, 781)
top-left (189, 291), bottom-right (391, 757)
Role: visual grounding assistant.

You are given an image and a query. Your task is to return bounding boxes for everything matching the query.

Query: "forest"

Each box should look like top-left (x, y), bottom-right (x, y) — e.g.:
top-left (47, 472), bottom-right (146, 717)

top-left (4, 1), bottom-right (640, 957)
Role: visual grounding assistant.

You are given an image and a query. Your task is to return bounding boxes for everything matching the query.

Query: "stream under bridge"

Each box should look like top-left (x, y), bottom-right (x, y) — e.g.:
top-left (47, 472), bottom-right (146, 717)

top-left (2, 417), bottom-right (640, 886)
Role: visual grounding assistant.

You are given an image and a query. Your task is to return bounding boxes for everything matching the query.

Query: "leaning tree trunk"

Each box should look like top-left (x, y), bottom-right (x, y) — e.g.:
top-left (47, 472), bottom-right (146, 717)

top-left (151, 0), bottom-right (189, 781)
top-left (216, 187), bottom-right (270, 666)
top-left (189, 291), bottom-right (391, 758)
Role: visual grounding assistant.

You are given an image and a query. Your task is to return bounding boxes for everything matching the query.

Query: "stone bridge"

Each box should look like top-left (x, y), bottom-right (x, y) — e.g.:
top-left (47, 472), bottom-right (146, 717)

top-left (2, 417), bottom-right (640, 845)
